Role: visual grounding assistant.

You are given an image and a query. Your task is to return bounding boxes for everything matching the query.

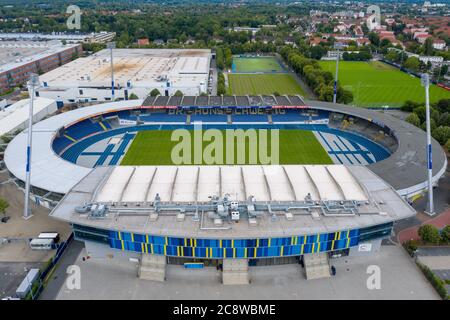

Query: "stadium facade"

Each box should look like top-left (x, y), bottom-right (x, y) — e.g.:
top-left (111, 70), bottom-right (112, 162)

top-left (4, 95), bottom-right (447, 282)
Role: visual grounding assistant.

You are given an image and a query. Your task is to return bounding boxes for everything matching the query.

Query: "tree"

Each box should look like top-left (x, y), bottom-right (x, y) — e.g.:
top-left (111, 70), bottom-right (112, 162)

top-left (432, 126), bottom-right (450, 145)
top-left (418, 224), bottom-right (441, 244)
top-left (273, 91), bottom-right (280, 96)
top-left (405, 113), bottom-right (421, 127)
top-left (403, 56), bottom-right (420, 72)
top-left (423, 37), bottom-right (434, 56)
top-left (441, 225), bottom-right (450, 243)
top-left (150, 89), bottom-right (161, 97)
top-left (173, 90), bottom-right (183, 97)
top-left (446, 138), bottom-right (450, 152)
top-left (128, 93), bottom-right (139, 100)
top-left (0, 198), bottom-right (8, 217)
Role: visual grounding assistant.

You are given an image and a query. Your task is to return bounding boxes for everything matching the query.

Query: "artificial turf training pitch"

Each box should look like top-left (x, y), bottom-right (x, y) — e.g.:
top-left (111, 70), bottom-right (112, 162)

top-left (120, 129), bottom-right (332, 165)
top-left (228, 74), bottom-right (307, 96)
top-left (319, 60), bottom-right (450, 107)
top-left (232, 56), bottom-right (284, 73)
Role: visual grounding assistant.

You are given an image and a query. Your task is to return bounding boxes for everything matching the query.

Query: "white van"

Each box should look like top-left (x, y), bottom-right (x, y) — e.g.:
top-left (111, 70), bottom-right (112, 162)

top-left (30, 238), bottom-right (54, 250)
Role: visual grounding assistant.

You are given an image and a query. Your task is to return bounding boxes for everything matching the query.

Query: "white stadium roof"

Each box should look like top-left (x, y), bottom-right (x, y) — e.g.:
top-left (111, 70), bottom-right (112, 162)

top-left (0, 97), bottom-right (56, 137)
top-left (94, 165), bottom-right (369, 204)
top-left (4, 99), bottom-right (143, 194)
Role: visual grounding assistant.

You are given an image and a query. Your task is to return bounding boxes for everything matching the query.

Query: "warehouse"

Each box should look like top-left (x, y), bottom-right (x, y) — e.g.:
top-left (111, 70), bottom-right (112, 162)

top-left (0, 41), bottom-right (82, 94)
top-left (37, 49), bottom-right (211, 104)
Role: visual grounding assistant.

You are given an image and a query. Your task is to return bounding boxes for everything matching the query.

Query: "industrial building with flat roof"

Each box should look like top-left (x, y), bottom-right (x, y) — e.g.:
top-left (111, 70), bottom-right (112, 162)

top-left (0, 40), bottom-right (82, 94)
top-left (38, 49), bottom-right (211, 104)
top-left (0, 32), bottom-right (116, 44)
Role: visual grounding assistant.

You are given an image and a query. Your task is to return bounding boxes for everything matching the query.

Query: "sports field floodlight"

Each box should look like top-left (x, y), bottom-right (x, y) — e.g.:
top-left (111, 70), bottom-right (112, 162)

top-left (23, 73), bottom-right (40, 220)
top-left (107, 41), bottom-right (116, 101)
top-left (421, 73), bottom-right (434, 216)
top-left (333, 43), bottom-right (345, 104)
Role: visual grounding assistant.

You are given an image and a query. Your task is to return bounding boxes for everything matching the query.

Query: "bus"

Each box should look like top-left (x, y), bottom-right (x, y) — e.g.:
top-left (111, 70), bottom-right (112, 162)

top-left (30, 238), bottom-right (54, 250)
top-left (38, 232), bottom-right (60, 243)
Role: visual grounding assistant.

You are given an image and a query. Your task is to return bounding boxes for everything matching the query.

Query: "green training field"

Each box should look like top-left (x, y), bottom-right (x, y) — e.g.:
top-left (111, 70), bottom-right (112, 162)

top-left (228, 74), bottom-right (307, 96)
top-left (319, 61), bottom-right (450, 107)
top-left (120, 129), bottom-right (332, 165)
top-left (232, 56), bottom-right (284, 73)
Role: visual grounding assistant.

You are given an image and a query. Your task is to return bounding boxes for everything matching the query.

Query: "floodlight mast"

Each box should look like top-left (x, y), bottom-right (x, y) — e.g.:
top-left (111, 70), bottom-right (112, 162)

top-left (333, 43), bottom-right (343, 104)
top-left (421, 74), bottom-right (434, 215)
top-left (23, 74), bottom-right (40, 220)
top-left (107, 42), bottom-right (116, 101)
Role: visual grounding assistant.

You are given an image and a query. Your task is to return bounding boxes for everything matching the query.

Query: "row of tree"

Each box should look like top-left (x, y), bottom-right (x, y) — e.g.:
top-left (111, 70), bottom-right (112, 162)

top-left (217, 72), bottom-right (226, 95)
top-left (404, 99), bottom-right (450, 151)
top-left (279, 46), bottom-right (353, 104)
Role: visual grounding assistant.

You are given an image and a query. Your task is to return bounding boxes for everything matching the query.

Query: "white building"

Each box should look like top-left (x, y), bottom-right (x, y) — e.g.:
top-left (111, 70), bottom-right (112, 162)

top-left (0, 97), bottom-right (56, 137)
top-left (37, 49), bottom-right (211, 105)
top-left (0, 32), bottom-right (116, 44)
top-left (433, 39), bottom-right (447, 51)
top-left (419, 56), bottom-right (444, 66)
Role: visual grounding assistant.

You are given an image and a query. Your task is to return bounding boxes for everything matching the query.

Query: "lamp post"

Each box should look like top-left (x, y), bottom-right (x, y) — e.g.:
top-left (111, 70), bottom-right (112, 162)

top-left (23, 74), bottom-right (39, 220)
top-left (421, 74), bottom-right (434, 216)
top-left (333, 43), bottom-right (344, 104)
top-left (107, 41), bottom-right (116, 101)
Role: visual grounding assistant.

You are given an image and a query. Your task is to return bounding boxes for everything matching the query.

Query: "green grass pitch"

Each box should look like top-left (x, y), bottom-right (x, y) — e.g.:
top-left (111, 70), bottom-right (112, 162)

top-left (232, 56), bottom-right (284, 73)
top-left (319, 61), bottom-right (450, 107)
top-left (228, 74), bottom-right (307, 96)
top-left (120, 129), bottom-right (332, 165)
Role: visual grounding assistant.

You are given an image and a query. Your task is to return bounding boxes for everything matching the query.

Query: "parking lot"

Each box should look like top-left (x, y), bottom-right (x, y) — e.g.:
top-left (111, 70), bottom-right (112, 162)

top-left (0, 262), bottom-right (43, 298)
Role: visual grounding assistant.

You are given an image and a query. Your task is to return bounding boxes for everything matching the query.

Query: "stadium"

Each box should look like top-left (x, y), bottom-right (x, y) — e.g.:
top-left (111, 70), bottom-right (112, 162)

top-left (4, 94), bottom-right (448, 282)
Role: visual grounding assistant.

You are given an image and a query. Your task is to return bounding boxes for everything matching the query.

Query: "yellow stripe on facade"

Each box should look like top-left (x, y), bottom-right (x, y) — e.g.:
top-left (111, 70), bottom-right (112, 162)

top-left (232, 239), bottom-right (234, 248)
top-left (256, 239), bottom-right (259, 247)
top-left (150, 244), bottom-right (154, 254)
top-left (99, 121), bottom-right (107, 131)
top-left (141, 243), bottom-right (144, 253)
top-left (338, 231), bottom-right (341, 240)
top-left (182, 246), bottom-right (184, 257)
top-left (233, 248), bottom-right (236, 258)
top-left (145, 234), bottom-right (149, 243)
top-left (223, 248), bottom-right (227, 258)
top-left (118, 231), bottom-right (122, 240)
top-left (164, 246), bottom-right (167, 255)
top-left (346, 237), bottom-right (351, 248)
top-left (63, 134), bottom-right (77, 142)
top-left (312, 243), bottom-right (315, 253)
top-left (245, 248), bottom-right (248, 258)
top-left (268, 238), bottom-right (271, 247)
top-left (301, 245), bottom-right (304, 254)
top-left (145, 243), bottom-right (148, 254)
top-left (332, 240), bottom-right (335, 250)
top-left (192, 247), bottom-right (195, 257)
top-left (210, 248), bottom-right (212, 258)
top-left (303, 236), bottom-right (306, 244)
top-left (317, 242), bottom-right (321, 252)
top-left (317, 234), bottom-right (320, 242)
top-left (220, 239), bottom-right (223, 248)
top-left (121, 240), bottom-right (124, 250)
top-left (165, 237), bottom-right (168, 246)
top-left (280, 246), bottom-right (284, 256)
top-left (177, 246), bottom-right (180, 256)
top-left (194, 239), bottom-right (197, 247)
top-left (131, 233), bottom-right (134, 242)
top-left (254, 248), bottom-right (257, 258)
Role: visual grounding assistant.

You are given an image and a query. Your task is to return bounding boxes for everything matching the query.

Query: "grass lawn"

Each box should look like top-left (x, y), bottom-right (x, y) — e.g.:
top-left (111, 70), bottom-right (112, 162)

top-left (319, 60), bottom-right (450, 107)
top-left (232, 56), bottom-right (284, 73)
top-left (120, 129), bottom-right (332, 165)
top-left (228, 74), bottom-right (306, 96)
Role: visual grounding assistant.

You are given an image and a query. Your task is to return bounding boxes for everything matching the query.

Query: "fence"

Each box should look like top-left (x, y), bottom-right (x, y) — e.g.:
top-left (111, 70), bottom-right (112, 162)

top-left (24, 232), bottom-right (74, 300)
